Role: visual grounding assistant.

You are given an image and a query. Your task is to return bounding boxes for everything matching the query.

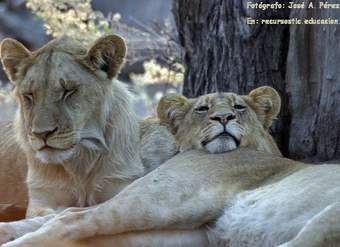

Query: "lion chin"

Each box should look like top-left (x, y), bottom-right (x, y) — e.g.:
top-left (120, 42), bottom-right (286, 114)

top-left (35, 147), bottom-right (77, 164)
top-left (204, 135), bottom-right (238, 154)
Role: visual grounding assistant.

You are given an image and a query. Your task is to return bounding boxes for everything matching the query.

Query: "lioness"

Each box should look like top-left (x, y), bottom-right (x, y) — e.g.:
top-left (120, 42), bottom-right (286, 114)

top-left (0, 35), bottom-right (177, 244)
top-left (3, 86), bottom-right (339, 247)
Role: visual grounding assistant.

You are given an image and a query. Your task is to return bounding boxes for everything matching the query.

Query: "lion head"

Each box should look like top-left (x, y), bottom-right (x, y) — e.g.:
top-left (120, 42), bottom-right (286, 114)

top-left (158, 86), bottom-right (282, 156)
top-left (0, 35), bottom-right (139, 166)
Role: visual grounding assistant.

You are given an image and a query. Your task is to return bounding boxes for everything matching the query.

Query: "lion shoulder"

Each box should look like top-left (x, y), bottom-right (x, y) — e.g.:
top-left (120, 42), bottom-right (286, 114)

top-left (0, 122), bottom-right (28, 207)
top-left (140, 117), bottom-right (178, 173)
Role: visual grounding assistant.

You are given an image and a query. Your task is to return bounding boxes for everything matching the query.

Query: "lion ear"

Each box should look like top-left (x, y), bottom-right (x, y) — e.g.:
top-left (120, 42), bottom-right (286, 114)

top-left (83, 35), bottom-right (126, 79)
top-left (157, 94), bottom-right (191, 134)
top-left (246, 86), bottom-right (281, 129)
top-left (0, 38), bottom-right (31, 83)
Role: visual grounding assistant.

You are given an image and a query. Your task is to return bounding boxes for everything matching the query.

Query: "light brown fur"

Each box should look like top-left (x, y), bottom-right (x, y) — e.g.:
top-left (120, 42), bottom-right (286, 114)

top-left (0, 122), bottom-right (27, 207)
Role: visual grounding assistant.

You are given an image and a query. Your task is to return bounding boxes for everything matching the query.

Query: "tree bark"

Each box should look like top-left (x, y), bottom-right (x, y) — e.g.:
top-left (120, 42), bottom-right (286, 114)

top-left (173, 0), bottom-right (340, 161)
top-left (287, 0), bottom-right (340, 160)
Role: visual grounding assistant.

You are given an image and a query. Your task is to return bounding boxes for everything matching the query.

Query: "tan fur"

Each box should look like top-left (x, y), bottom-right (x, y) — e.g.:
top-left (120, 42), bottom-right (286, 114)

top-left (7, 239), bottom-right (89, 247)
top-left (140, 118), bottom-right (178, 173)
top-left (0, 122), bottom-right (27, 207)
top-left (2, 149), bottom-right (302, 247)
top-left (4, 87), bottom-right (339, 247)
top-left (0, 36), bottom-right (176, 245)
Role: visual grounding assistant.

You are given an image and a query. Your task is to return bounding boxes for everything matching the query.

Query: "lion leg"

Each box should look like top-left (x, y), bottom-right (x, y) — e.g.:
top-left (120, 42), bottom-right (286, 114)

top-left (2, 170), bottom-right (224, 246)
top-left (2, 227), bottom-right (209, 247)
top-left (278, 202), bottom-right (340, 247)
top-left (79, 228), bottom-right (209, 247)
top-left (0, 194), bottom-right (69, 244)
top-left (0, 215), bottom-right (53, 244)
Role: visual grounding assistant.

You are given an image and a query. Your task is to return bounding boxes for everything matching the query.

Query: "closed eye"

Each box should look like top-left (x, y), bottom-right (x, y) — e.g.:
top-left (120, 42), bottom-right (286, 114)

top-left (195, 105), bottom-right (209, 113)
top-left (234, 104), bottom-right (246, 110)
top-left (23, 93), bottom-right (33, 105)
top-left (62, 88), bottom-right (77, 100)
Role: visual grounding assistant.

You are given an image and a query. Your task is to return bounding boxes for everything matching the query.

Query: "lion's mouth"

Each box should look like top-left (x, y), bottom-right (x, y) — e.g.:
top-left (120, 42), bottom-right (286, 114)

top-left (35, 145), bottom-right (77, 163)
top-left (38, 145), bottom-right (74, 152)
top-left (203, 131), bottom-right (240, 147)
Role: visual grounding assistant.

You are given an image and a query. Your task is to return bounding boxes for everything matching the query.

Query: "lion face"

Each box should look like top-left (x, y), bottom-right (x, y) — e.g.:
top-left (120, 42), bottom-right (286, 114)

top-left (158, 87), bottom-right (282, 155)
top-left (0, 35), bottom-right (126, 163)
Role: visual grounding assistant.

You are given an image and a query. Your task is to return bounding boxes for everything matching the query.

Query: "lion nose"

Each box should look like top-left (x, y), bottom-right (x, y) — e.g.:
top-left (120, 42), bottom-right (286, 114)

top-left (210, 113), bottom-right (236, 125)
top-left (32, 126), bottom-right (58, 142)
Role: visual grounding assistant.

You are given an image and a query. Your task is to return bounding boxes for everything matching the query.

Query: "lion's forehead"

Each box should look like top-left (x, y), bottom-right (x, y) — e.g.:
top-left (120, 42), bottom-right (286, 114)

top-left (31, 35), bottom-right (86, 57)
top-left (19, 51), bottom-right (93, 97)
top-left (196, 93), bottom-right (245, 108)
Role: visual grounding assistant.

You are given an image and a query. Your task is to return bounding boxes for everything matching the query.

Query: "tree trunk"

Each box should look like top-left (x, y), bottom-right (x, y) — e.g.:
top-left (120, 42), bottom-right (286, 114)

top-left (287, 1), bottom-right (340, 160)
top-left (173, 0), bottom-right (340, 161)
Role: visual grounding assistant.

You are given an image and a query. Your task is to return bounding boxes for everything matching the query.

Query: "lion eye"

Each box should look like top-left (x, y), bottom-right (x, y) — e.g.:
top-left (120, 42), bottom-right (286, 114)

top-left (62, 89), bottom-right (77, 100)
top-left (23, 93), bottom-right (33, 105)
top-left (195, 106), bottom-right (209, 113)
top-left (234, 104), bottom-right (246, 110)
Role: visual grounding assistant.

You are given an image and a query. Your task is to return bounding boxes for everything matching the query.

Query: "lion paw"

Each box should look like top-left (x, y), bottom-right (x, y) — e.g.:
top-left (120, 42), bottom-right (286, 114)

top-left (0, 223), bottom-right (17, 245)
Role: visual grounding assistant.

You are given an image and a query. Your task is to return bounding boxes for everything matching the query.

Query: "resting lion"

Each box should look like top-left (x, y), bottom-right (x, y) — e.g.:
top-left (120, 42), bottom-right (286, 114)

top-left (1, 36), bottom-right (339, 246)
top-left (0, 35), bottom-right (177, 244)
top-left (2, 85), bottom-right (340, 247)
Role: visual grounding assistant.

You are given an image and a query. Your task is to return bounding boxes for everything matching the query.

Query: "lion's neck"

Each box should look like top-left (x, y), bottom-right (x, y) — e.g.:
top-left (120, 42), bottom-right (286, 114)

top-left (65, 80), bottom-right (144, 179)
top-left (242, 126), bottom-right (282, 157)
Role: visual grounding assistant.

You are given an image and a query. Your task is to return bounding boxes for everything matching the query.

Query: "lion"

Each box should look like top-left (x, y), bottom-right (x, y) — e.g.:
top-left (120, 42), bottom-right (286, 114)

top-left (0, 123), bottom-right (28, 208)
top-left (0, 86), bottom-right (284, 245)
top-left (3, 86), bottom-right (339, 247)
top-left (1, 39), bottom-right (338, 247)
top-left (0, 35), bottom-right (177, 244)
